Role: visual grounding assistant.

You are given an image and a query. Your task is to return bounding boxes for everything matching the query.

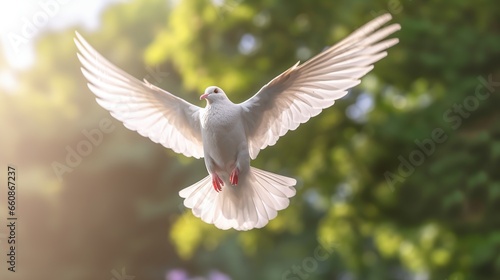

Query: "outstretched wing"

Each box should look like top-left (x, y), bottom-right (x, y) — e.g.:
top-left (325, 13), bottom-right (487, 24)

top-left (75, 32), bottom-right (204, 158)
top-left (240, 13), bottom-right (400, 159)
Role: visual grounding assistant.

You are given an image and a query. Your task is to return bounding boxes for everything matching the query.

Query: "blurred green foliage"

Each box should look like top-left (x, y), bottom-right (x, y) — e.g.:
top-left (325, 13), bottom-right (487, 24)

top-left (1, 0), bottom-right (499, 279)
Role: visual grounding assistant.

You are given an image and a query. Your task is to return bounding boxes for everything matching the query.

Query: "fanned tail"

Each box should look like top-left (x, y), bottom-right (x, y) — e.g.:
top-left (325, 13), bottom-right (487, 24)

top-left (179, 167), bottom-right (297, 231)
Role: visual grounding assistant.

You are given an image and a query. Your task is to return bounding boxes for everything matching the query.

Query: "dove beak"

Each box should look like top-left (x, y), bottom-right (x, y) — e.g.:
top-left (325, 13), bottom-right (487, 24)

top-left (200, 93), bottom-right (209, 100)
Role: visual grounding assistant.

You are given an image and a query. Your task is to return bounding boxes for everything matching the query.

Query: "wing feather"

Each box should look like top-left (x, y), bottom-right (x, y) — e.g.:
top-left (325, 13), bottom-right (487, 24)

top-left (75, 32), bottom-right (204, 158)
top-left (240, 14), bottom-right (400, 159)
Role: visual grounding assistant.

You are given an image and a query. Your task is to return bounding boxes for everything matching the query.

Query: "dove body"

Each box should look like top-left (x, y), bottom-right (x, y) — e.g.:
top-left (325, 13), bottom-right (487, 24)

top-left (200, 87), bottom-right (250, 189)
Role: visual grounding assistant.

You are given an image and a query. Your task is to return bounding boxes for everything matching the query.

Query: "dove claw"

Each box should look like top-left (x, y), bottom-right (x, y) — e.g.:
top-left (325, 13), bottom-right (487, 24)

top-left (230, 167), bottom-right (239, 186)
top-left (212, 173), bottom-right (223, 192)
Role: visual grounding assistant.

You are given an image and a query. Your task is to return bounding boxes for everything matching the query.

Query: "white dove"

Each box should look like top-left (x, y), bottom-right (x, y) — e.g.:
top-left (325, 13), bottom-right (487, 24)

top-left (75, 13), bottom-right (400, 231)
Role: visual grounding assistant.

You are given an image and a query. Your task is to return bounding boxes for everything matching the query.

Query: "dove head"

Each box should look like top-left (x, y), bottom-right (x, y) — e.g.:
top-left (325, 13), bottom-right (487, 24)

top-left (200, 86), bottom-right (227, 104)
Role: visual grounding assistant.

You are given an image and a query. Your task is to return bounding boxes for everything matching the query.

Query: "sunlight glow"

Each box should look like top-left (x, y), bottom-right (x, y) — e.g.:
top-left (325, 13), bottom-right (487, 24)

top-left (0, 70), bottom-right (19, 93)
top-left (0, 0), bottom-right (128, 69)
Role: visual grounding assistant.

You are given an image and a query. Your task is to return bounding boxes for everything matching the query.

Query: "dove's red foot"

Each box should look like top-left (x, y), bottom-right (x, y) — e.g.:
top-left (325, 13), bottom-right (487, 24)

top-left (230, 167), bottom-right (239, 186)
top-left (212, 173), bottom-right (224, 192)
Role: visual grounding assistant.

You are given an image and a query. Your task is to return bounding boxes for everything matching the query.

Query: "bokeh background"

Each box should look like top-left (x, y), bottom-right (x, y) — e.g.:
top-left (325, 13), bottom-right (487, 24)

top-left (1, 0), bottom-right (499, 279)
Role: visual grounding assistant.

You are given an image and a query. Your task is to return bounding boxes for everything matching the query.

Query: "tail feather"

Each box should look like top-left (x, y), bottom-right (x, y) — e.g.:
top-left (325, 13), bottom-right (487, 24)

top-left (253, 173), bottom-right (291, 210)
top-left (179, 167), bottom-right (297, 231)
top-left (180, 175), bottom-right (210, 208)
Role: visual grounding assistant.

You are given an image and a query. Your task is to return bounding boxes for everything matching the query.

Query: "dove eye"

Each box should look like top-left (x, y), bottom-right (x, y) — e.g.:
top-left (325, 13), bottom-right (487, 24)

top-left (213, 88), bottom-right (219, 93)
